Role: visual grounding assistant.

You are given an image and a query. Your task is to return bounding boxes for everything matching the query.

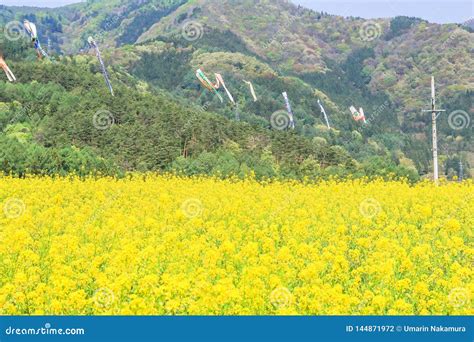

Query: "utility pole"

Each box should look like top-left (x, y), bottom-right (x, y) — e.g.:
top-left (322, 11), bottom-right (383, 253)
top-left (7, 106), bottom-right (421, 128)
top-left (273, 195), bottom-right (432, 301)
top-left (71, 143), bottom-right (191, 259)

top-left (422, 77), bottom-right (445, 183)
top-left (459, 160), bottom-right (463, 182)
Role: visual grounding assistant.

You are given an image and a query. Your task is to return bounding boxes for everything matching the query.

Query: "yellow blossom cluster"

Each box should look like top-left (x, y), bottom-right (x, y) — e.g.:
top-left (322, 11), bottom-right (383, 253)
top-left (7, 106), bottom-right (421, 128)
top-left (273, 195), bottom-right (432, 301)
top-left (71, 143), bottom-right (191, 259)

top-left (0, 175), bottom-right (472, 315)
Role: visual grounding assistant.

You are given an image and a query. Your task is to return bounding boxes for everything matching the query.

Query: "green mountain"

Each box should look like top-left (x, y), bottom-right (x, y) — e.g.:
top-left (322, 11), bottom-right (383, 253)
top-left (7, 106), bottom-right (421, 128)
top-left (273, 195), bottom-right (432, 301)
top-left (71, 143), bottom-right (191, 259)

top-left (0, 0), bottom-right (472, 179)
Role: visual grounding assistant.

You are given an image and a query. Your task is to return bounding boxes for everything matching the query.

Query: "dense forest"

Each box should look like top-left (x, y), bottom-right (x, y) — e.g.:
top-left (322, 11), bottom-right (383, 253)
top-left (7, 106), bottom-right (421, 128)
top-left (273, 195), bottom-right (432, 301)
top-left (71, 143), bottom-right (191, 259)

top-left (0, 0), bottom-right (472, 180)
top-left (0, 52), bottom-right (418, 181)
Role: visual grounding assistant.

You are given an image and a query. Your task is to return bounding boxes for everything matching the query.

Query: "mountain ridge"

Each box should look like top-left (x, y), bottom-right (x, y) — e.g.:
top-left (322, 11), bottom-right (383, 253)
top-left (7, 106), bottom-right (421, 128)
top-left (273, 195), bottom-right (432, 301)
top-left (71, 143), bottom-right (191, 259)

top-left (0, 0), bottom-right (472, 178)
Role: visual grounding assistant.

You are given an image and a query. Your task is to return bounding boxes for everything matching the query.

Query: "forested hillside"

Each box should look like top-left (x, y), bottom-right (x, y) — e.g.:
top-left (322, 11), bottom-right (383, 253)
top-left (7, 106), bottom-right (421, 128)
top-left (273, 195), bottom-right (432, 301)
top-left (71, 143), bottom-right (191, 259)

top-left (0, 0), bottom-right (472, 179)
top-left (3, 42), bottom-right (417, 180)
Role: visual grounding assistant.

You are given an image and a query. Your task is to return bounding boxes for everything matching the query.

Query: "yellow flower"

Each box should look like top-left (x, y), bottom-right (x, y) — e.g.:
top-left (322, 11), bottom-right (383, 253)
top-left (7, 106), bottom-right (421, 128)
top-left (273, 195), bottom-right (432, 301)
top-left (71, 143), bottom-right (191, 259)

top-left (0, 175), bottom-right (471, 315)
top-left (445, 218), bottom-right (461, 232)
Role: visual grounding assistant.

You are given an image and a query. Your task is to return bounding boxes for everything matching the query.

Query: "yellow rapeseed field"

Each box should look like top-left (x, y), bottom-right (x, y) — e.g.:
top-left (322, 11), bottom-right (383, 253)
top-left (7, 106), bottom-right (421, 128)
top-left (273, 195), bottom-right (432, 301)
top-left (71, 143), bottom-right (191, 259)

top-left (0, 175), bottom-right (472, 315)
